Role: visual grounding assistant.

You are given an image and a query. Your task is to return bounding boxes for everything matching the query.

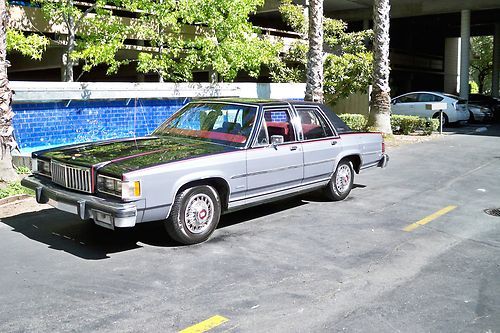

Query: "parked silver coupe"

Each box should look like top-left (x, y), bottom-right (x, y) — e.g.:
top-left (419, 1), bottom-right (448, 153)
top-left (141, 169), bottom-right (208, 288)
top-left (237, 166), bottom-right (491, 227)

top-left (22, 99), bottom-right (389, 244)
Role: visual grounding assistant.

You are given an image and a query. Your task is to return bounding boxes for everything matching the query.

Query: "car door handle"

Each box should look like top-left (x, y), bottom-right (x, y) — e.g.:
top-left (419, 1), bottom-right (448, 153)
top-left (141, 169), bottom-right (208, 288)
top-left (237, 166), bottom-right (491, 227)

top-left (331, 141), bottom-right (338, 145)
top-left (290, 146), bottom-right (298, 151)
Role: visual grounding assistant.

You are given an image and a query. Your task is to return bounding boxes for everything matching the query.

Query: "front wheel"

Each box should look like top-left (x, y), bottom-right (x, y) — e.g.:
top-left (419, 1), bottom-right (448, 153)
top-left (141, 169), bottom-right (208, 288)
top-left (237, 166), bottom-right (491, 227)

top-left (164, 185), bottom-right (221, 245)
top-left (433, 112), bottom-right (449, 127)
top-left (324, 160), bottom-right (354, 201)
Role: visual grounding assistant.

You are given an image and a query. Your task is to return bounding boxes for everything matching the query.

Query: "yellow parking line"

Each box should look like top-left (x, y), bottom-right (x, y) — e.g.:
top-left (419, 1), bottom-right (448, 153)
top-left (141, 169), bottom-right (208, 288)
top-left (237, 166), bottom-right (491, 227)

top-left (179, 315), bottom-right (229, 333)
top-left (404, 205), bottom-right (457, 232)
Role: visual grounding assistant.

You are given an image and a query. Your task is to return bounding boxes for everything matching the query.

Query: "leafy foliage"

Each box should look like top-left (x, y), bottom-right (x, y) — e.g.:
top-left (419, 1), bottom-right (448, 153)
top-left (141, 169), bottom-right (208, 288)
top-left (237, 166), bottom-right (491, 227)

top-left (131, 0), bottom-right (279, 82)
top-left (470, 36), bottom-right (493, 94)
top-left (6, 29), bottom-right (49, 60)
top-left (32, 0), bottom-right (130, 80)
top-left (338, 114), bottom-right (367, 132)
top-left (339, 114), bottom-right (438, 135)
top-left (0, 181), bottom-right (34, 199)
top-left (270, 0), bottom-right (373, 104)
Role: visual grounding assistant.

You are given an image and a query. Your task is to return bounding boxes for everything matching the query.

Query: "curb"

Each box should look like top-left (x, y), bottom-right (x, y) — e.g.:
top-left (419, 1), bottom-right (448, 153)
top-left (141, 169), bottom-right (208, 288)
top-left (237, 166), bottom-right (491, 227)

top-left (0, 194), bottom-right (32, 207)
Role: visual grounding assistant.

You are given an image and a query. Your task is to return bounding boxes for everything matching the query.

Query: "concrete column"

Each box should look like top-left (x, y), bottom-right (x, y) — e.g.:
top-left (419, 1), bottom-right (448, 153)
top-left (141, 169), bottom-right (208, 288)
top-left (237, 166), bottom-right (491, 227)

top-left (444, 38), bottom-right (460, 94)
top-left (492, 23), bottom-right (500, 98)
top-left (459, 10), bottom-right (470, 99)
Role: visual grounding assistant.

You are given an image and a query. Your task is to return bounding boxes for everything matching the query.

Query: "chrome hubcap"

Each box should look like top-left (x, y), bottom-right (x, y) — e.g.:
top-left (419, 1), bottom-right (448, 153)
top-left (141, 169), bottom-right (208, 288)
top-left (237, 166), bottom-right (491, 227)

top-left (185, 193), bottom-right (214, 234)
top-left (335, 165), bottom-right (351, 193)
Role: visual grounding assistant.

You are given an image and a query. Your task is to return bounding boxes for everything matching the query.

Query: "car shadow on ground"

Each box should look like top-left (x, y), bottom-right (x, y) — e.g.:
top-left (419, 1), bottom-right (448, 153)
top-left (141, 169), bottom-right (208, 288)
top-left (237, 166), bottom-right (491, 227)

top-left (1, 184), bottom-right (367, 260)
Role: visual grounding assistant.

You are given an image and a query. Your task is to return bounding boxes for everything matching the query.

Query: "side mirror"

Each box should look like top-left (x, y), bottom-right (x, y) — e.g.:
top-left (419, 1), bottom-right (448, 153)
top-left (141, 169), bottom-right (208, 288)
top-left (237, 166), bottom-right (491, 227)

top-left (270, 135), bottom-right (284, 148)
top-left (391, 99), bottom-right (397, 105)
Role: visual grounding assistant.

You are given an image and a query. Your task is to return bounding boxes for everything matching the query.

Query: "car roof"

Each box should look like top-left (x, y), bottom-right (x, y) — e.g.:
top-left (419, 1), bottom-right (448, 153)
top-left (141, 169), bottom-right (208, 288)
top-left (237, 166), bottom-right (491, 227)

top-left (193, 97), bottom-right (325, 107)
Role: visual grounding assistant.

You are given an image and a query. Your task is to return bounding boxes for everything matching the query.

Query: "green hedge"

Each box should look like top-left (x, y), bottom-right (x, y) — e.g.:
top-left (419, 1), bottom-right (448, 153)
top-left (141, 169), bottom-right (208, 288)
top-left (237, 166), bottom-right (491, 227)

top-left (338, 114), bottom-right (367, 132)
top-left (338, 114), bottom-right (439, 135)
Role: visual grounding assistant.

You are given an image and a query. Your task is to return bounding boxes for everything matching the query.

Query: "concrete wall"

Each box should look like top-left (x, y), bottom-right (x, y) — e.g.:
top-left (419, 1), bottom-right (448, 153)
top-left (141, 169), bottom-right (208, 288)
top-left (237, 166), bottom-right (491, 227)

top-left (11, 81), bottom-right (306, 103)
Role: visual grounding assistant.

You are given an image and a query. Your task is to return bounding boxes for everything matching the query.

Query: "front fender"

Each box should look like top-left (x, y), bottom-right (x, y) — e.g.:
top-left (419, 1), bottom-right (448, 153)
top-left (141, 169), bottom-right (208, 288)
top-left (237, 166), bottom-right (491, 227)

top-left (166, 171), bottom-right (230, 218)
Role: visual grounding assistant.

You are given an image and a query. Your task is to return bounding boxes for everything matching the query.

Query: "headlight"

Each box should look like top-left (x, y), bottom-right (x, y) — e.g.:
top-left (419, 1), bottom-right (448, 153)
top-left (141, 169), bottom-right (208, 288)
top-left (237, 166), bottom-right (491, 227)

top-left (97, 175), bottom-right (140, 200)
top-left (33, 158), bottom-right (51, 177)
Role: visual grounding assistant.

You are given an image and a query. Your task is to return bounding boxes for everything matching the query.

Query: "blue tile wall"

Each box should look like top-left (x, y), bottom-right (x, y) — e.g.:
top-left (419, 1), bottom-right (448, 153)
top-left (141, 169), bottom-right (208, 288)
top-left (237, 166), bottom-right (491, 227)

top-left (13, 98), bottom-right (188, 152)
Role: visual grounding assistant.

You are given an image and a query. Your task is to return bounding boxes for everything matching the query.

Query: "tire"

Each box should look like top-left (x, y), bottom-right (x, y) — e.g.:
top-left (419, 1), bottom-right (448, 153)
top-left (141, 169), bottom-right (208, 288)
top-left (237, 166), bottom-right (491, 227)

top-left (164, 185), bottom-right (221, 245)
top-left (433, 112), bottom-right (448, 127)
top-left (469, 111), bottom-right (475, 123)
top-left (324, 159), bottom-right (354, 201)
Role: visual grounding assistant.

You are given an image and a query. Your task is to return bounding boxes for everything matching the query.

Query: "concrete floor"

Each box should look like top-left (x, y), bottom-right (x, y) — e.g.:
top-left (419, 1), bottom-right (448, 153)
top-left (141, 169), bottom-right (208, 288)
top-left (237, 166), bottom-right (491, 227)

top-left (1, 125), bottom-right (499, 332)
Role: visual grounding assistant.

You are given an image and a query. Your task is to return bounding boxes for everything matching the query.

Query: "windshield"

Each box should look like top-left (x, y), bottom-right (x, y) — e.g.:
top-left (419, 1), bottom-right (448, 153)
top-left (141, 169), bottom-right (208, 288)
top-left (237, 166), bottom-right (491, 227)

top-left (153, 102), bottom-right (258, 147)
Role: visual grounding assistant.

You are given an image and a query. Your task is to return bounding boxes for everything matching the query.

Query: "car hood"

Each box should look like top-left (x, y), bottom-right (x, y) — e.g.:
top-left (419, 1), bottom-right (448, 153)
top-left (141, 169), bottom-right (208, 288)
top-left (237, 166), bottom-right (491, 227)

top-left (37, 136), bottom-right (236, 177)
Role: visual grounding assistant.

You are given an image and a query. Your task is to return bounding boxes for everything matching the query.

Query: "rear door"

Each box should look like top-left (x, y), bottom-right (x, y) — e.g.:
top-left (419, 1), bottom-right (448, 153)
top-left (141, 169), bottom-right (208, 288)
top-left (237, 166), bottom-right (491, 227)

top-left (245, 106), bottom-right (304, 199)
top-left (294, 105), bottom-right (341, 184)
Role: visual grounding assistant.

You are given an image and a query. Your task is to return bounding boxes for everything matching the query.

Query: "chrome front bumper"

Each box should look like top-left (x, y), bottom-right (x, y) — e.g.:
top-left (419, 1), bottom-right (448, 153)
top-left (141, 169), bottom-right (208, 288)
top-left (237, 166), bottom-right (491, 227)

top-left (21, 176), bottom-right (141, 229)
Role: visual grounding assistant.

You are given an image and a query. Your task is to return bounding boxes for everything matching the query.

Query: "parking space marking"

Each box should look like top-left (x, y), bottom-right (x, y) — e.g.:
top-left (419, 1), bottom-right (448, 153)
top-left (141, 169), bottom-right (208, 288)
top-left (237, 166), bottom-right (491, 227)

top-left (403, 205), bottom-right (457, 232)
top-left (179, 315), bottom-right (229, 333)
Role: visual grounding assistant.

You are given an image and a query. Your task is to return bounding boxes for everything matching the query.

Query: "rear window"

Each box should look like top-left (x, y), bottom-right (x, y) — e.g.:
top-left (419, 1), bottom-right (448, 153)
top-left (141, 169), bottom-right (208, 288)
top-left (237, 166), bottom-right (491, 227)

top-left (319, 105), bottom-right (352, 134)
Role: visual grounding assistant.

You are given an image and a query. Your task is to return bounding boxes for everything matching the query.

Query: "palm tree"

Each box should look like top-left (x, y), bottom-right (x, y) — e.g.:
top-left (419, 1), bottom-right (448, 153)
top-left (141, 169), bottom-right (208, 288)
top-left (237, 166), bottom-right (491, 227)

top-left (0, 0), bottom-right (18, 182)
top-left (367, 0), bottom-right (392, 134)
top-left (304, 0), bottom-right (324, 103)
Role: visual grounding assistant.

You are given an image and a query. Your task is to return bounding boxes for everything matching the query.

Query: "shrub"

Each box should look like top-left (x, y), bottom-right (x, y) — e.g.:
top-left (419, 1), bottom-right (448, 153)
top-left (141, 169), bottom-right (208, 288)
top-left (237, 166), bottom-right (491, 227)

top-left (419, 118), bottom-right (440, 135)
top-left (390, 115), bottom-right (421, 135)
top-left (338, 114), bottom-right (438, 135)
top-left (0, 182), bottom-right (34, 199)
top-left (339, 114), bottom-right (367, 131)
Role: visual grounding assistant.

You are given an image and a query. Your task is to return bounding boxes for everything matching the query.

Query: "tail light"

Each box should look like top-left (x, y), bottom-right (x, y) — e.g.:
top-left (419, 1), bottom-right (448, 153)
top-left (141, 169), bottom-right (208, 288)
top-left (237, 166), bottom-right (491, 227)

top-left (382, 141), bottom-right (385, 154)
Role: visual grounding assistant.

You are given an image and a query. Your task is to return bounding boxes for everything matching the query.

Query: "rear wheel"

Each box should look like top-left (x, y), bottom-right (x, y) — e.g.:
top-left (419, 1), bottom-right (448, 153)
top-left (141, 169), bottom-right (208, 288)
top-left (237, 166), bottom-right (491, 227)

top-left (324, 160), bottom-right (354, 201)
top-left (164, 185), bottom-right (221, 245)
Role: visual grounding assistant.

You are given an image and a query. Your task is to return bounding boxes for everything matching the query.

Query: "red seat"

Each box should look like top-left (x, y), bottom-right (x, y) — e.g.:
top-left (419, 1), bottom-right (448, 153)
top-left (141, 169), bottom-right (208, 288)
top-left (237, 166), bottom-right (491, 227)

top-left (266, 122), bottom-right (292, 141)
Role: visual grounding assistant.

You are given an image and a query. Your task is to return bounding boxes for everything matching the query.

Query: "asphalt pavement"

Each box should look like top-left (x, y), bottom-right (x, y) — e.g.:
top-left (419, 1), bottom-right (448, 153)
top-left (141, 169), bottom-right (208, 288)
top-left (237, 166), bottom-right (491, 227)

top-left (1, 124), bottom-right (499, 332)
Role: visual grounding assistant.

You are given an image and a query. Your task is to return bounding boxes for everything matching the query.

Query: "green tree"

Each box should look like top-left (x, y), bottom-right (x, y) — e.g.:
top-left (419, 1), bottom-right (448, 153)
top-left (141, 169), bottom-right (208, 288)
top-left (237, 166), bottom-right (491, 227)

top-left (270, 0), bottom-right (373, 104)
top-left (35, 0), bottom-right (129, 82)
top-left (470, 35), bottom-right (493, 94)
top-left (2, 3), bottom-right (49, 181)
top-left (366, 0), bottom-right (392, 135)
top-left (132, 0), bottom-right (279, 82)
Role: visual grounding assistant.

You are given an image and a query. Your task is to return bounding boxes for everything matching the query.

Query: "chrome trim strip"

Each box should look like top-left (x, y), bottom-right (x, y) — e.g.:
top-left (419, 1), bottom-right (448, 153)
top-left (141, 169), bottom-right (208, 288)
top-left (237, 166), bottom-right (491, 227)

top-left (304, 157), bottom-right (336, 167)
top-left (230, 163), bottom-right (303, 179)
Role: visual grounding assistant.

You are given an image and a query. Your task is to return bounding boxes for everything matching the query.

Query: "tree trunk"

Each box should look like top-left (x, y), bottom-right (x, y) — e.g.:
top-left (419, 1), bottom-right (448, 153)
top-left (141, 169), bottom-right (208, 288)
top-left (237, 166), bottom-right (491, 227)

top-left (367, 0), bottom-right (392, 134)
top-left (62, 31), bottom-right (75, 82)
top-left (62, 0), bottom-right (76, 82)
top-left (304, 0), bottom-right (324, 103)
top-left (0, 0), bottom-right (19, 182)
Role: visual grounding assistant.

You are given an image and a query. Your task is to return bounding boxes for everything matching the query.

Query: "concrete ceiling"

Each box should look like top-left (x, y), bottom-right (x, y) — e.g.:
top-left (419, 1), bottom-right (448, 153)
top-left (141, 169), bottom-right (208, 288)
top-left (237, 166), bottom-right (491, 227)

top-left (261, 0), bottom-right (500, 20)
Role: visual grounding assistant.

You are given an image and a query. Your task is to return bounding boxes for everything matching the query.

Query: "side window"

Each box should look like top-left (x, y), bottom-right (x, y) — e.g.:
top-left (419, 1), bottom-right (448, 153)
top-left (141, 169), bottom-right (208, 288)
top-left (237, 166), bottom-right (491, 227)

top-left (398, 94), bottom-right (418, 103)
top-left (261, 108), bottom-right (296, 144)
top-left (297, 108), bottom-right (334, 140)
top-left (418, 93), bottom-right (443, 102)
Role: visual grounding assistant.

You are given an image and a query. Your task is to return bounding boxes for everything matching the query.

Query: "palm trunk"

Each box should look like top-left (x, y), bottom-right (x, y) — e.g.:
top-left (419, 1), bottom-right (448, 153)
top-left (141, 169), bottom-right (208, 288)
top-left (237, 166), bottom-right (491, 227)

top-left (367, 0), bottom-right (392, 134)
top-left (0, 0), bottom-right (18, 182)
top-left (304, 0), bottom-right (324, 103)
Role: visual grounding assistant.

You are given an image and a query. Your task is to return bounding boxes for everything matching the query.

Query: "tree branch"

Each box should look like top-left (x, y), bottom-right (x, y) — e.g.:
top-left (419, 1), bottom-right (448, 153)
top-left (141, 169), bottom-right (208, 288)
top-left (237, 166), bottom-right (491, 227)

top-left (75, 3), bottom-right (99, 31)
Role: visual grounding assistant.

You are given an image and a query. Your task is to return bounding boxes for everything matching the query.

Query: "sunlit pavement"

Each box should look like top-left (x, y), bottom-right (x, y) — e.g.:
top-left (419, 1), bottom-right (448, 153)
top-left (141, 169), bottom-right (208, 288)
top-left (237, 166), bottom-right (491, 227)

top-left (1, 124), bottom-right (499, 332)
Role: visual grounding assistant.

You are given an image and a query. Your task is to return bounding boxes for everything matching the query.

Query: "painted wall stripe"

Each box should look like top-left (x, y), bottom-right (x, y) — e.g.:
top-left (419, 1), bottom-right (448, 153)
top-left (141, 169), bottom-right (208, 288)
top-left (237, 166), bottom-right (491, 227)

top-left (404, 205), bottom-right (457, 232)
top-left (179, 315), bottom-right (229, 333)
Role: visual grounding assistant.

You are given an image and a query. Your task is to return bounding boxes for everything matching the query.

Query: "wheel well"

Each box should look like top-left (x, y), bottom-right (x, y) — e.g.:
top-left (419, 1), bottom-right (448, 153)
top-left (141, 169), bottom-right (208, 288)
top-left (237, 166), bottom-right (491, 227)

top-left (341, 155), bottom-right (361, 174)
top-left (432, 112), bottom-right (448, 120)
top-left (176, 178), bottom-right (230, 211)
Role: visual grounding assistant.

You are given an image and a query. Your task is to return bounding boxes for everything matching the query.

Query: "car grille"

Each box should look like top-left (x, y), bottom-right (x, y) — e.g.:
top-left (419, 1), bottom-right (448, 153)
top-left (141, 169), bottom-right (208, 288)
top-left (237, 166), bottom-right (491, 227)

top-left (51, 161), bottom-right (92, 193)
